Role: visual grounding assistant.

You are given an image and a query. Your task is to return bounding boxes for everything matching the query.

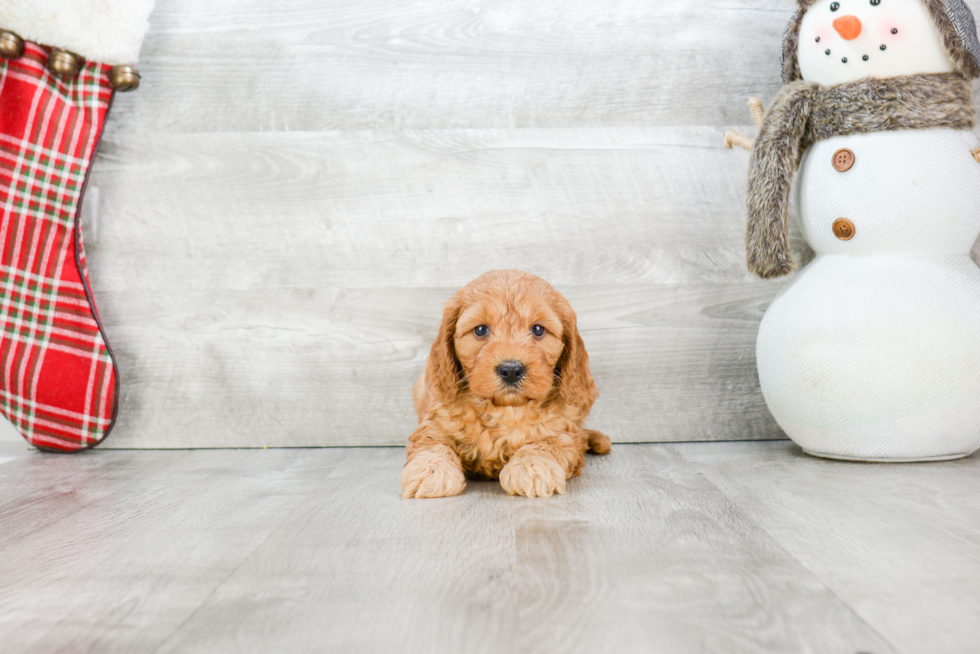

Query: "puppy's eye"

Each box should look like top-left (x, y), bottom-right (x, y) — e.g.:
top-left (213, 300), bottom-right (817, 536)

top-left (473, 325), bottom-right (490, 338)
top-left (531, 324), bottom-right (546, 338)
top-left (830, 1), bottom-right (840, 10)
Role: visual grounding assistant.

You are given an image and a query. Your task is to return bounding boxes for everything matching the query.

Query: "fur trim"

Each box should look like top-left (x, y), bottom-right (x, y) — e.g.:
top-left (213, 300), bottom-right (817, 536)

top-left (747, 81), bottom-right (815, 279)
top-left (781, 6), bottom-right (808, 83)
top-left (924, 0), bottom-right (980, 78)
top-left (0, 0), bottom-right (155, 65)
top-left (746, 73), bottom-right (974, 278)
top-left (802, 72), bottom-right (975, 146)
top-left (782, 0), bottom-right (980, 81)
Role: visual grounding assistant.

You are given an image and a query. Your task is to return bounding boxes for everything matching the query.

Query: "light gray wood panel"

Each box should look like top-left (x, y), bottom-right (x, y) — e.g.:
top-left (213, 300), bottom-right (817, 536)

top-left (95, 283), bottom-right (784, 448)
top-left (114, 0), bottom-right (791, 134)
top-left (84, 127), bottom-right (799, 447)
top-left (678, 441), bottom-right (980, 654)
top-left (510, 445), bottom-right (893, 654)
top-left (0, 449), bottom-right (342, 653)
top-left (0, 449), bottom-right (139, 546)
top-left (88, 128), bottom-right (773, 291)
top-left (136, 447), bottom-right (890, 653)
top-left (83, 0), bottom-right (980, 448)
top-left (6, 445), bottom-right (980, 652)
top-left (156, 448), bottom-right (521, 653)
top-left (0, 420), bottom-right (29, 467)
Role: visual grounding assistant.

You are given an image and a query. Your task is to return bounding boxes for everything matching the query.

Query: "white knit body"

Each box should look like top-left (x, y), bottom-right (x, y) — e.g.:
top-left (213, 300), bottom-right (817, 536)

top-left (757, 128), bottom-right (980, 460)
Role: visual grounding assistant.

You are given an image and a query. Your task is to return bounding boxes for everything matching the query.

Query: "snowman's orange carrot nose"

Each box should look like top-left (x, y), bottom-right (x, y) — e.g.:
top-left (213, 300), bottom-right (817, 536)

top-left (833, 15), bottom-right (862, 40)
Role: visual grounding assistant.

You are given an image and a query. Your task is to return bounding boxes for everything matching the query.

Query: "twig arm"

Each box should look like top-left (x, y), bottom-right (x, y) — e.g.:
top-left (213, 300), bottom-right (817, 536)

top-left (723, 97), bottom-right (765, 151)
top-left (724, 131), bottom-right (755, 151)
top-left (748, 97), bottom-right (764, 129)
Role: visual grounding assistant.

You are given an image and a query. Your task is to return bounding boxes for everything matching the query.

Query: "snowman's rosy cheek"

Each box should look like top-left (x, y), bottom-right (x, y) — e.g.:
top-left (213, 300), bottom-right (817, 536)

top-left (811, 26), bottom-right (833, 46)
top-left (876, 21), bottom-right (902, 41)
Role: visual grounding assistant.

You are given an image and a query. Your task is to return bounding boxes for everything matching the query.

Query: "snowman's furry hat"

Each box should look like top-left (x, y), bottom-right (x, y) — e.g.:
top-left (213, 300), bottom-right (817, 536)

top-left (781, 0), bottom-right (980, 81)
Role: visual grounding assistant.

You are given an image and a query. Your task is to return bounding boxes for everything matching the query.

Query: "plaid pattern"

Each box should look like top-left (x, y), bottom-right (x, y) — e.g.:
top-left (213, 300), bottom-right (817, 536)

top-left (0, 43), bottom-right (118, 451)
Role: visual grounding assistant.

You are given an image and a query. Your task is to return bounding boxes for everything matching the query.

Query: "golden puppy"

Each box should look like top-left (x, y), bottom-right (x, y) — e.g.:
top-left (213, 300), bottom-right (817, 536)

top-left (401, 270), bottom-right (610, 499)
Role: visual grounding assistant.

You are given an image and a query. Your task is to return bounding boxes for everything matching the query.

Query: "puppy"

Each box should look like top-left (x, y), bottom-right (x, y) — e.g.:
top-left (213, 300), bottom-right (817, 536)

top-left (401, 270), bottom-right (610, 499)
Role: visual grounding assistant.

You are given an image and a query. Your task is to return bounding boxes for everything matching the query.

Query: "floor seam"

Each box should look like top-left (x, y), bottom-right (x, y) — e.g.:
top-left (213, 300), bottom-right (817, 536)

top-left (668, 442), bottom-right (906, 654)
top-left (151, 449), bottom-right (354, 653)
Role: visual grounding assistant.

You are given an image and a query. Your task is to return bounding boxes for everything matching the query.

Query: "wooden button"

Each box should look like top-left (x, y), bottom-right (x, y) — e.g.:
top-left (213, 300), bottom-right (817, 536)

top-left (833, 218), bottom-right (855, 240)
top-left (832, 148), bottom-right (855, 172)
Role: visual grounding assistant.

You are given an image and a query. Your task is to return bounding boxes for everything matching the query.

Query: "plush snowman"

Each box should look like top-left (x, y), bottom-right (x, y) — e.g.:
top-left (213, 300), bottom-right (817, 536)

top-left (728, 0), bottom-right (980, 460)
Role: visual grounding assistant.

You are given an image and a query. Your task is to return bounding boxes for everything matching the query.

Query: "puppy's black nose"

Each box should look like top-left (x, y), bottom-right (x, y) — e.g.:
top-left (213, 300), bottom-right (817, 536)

top-left (496, 360), bottom-right (526, 385)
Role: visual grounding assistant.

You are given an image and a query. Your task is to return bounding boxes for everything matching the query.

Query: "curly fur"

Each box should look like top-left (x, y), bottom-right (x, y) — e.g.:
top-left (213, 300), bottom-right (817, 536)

top-left (401, 270), bottom-right (610, 499)
top-left (782, 0), bottom-right (980, 82)
top-left (746, 72), bottom-right (974, 278)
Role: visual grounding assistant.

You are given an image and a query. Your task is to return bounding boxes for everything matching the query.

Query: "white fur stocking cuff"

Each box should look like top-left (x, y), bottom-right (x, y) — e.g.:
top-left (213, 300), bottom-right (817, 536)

top-left (0, 0), bottom-right (156, 65)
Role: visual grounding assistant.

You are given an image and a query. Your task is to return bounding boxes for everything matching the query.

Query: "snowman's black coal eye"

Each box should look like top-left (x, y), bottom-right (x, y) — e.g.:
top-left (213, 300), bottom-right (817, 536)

top-left (830, 2), bottom-right (840, 10)
top-left (473, 325), bottom-right (489, 338)
top-left (870, 0), bottom-right (880, 5)
top-left (531, 324), bottom-right (546, 338)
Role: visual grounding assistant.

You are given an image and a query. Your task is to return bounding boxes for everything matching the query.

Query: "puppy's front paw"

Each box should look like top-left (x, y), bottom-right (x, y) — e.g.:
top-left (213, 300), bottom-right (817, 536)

top-left (499, 455), bottom-right (567, 498)
top-left (401, 451), bottom-right (466, 499)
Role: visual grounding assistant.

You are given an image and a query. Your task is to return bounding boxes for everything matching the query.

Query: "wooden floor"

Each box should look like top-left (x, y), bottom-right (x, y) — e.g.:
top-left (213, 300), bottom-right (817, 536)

top-left (1, 441), bottom-right (978, 653)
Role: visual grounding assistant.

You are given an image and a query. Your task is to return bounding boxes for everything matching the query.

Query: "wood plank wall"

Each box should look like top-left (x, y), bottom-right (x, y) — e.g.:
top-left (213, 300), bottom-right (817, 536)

top-left (75, 0), bottom-right (980, 447)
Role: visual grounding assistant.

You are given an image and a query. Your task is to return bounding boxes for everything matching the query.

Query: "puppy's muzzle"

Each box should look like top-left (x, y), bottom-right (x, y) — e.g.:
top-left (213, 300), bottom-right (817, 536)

top-left (495, 360), bottom-right (526, 386)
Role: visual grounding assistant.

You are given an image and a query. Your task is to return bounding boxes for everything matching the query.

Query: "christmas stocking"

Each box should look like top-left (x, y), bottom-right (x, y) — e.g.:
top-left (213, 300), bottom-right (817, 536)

top-left (0, 2), bottom-right (154, 451)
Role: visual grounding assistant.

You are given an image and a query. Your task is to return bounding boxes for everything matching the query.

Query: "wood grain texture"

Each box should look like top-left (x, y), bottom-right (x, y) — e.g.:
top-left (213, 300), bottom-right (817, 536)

top-left (112, 0), bottom-right (791, 134)
top-left (88, 128), bottom-right (771, 291)
top-left (80, 0), bottom-right (980, 447)
top-left (510, 445), bottom-right (894, 654)
top-left (155, 448), bottom-right (522, 654)
top-left (96, 282), bottom-right (784, 448)
top-left (2, 444), bottom-right (952, 653)
top-left (678, 440), bottom-right (980, 654)
top-left (114, 0), bottom-right (980, 135)
top-left (87, 128), bottom-right (798, 447)
top-left (0, 449), bottom-right (342, 652)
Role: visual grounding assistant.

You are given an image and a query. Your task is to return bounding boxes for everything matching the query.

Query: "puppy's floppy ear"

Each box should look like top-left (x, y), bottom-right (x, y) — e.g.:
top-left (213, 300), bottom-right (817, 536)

top-left (425, 288), bottom-right (465, 404)
top-left (555, 293), bottom-right (598, 412)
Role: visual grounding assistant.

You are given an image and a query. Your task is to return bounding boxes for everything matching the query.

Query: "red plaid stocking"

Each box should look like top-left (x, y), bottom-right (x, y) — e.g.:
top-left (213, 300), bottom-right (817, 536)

top-left (0, 42), bottom-right (118, 451)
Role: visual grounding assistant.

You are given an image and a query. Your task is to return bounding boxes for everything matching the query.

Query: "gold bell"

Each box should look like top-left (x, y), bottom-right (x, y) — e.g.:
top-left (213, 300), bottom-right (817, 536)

top-left (109, 65), bottom-right (140, 92)
top-left (48, 49), bottom-right (82, 80)
top-left (0, 30), bottom-right (25, 60)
